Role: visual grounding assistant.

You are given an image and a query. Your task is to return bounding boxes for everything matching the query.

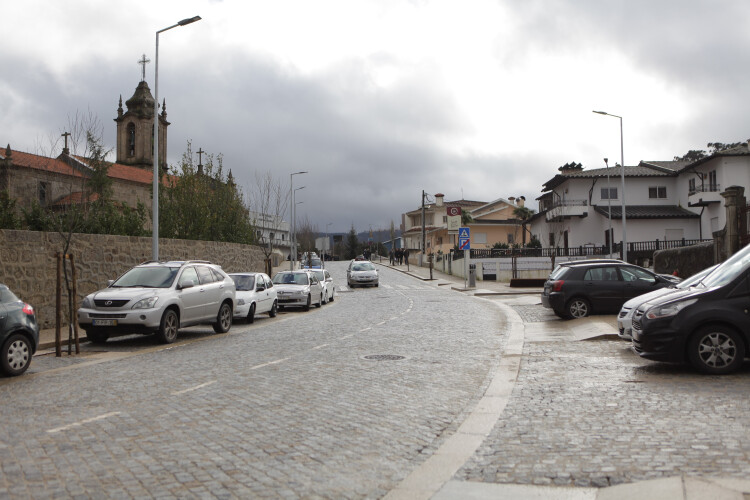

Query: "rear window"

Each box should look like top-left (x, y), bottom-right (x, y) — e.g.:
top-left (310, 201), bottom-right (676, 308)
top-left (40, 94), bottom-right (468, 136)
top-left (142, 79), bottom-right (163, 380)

top-left (549, 266), bottom-right (569, 280)
top-left (0, 287), bottom-right (19, 304)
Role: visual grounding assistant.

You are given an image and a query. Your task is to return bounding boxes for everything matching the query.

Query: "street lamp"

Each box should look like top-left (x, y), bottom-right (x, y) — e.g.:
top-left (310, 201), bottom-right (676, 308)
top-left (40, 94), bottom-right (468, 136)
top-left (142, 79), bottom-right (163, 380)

top-left (593, 110), bottom-right (627, 262)
top-left (324, 222), bottom-right (333, 264)
top-left (289, 171), bottom-right (307, 270)
top-left (293, 186), bottom-right (305, 269)
top-left (152, 15), bottom-right (202, 261)
top-left (604, 158), bottom-right (612, 257)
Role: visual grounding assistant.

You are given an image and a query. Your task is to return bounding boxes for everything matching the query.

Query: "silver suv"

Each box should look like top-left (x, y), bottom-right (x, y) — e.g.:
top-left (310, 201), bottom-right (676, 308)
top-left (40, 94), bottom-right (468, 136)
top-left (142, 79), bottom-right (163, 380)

top-left (78, 260), bottom-right (235, 344)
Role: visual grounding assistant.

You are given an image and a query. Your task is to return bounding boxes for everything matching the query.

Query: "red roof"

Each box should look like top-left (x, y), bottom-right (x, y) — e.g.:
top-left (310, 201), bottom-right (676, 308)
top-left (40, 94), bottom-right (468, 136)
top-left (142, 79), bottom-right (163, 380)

top-left (1, 146), bottom-right (173, 186)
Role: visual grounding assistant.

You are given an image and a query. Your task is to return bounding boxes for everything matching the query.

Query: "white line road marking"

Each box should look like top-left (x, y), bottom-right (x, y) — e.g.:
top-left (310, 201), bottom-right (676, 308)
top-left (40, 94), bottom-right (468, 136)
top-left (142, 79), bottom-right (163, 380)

top-left (250, 358), bottom-right (290, 370)
top-left (340, 334), bottom-right (354, 340)
top-left (376, 321), bottom-right (386, 326)
top-left (360, 327), bottom-right (372, 332)
top-left (171, 380), bottom-right (217, 396)
top-left (47, 412), bottom-right (121, 434)
top-left (312, 344), bottom-right (329, 350)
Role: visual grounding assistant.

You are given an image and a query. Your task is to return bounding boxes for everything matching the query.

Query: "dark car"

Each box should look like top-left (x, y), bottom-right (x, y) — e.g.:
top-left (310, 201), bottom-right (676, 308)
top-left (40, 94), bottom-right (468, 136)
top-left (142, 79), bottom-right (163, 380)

top-left (0, 284), bottom-right (40, 376)
top-left (541, 261), bottom-right (673, 318)
top-left (631, 244), bottom-right (750, 374)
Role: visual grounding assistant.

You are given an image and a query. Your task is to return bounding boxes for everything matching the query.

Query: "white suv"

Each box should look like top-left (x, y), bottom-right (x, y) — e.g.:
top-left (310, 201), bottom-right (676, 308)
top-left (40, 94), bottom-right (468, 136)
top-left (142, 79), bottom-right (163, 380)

top-left (78, 260), bottom-right (235, 344)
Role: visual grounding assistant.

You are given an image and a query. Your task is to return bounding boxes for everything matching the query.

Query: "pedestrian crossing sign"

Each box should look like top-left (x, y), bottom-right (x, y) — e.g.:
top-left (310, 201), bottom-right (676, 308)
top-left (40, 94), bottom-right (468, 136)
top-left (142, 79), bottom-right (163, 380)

top-left (459, 227), bottom-right (470, 239)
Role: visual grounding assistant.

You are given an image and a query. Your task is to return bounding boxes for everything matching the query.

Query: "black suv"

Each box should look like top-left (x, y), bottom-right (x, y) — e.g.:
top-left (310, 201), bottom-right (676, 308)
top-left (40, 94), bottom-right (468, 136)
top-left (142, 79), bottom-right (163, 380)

top-left (632, 244), bottom-right (750, 374)
top-left (541, 261), bottom-right (673, 318)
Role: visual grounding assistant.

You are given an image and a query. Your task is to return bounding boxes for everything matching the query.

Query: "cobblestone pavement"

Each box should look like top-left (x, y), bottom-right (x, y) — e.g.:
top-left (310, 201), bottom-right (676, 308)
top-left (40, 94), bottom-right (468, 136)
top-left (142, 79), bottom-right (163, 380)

top-left (457, 294), bottom-right (750, 489)
top-left (0, 262), bottom-right (507, 499)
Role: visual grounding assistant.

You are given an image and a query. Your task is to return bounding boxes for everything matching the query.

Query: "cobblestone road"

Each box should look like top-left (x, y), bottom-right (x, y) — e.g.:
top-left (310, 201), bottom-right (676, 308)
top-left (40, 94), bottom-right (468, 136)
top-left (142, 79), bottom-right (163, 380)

top-left (457, 294), bottom-right (750, 489)
top-left (0, 262), bottom-right (506, 499)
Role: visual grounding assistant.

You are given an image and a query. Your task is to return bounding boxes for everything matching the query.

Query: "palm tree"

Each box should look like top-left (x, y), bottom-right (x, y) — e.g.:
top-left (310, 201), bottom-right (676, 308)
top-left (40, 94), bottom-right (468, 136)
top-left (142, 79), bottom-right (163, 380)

top-left (512, 206), bottom-right (536, 246)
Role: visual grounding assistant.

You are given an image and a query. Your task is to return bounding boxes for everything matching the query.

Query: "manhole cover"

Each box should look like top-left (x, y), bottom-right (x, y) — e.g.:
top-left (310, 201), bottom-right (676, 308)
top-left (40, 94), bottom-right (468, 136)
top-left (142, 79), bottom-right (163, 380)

top-left (362, 354), bottom-right (406, 361)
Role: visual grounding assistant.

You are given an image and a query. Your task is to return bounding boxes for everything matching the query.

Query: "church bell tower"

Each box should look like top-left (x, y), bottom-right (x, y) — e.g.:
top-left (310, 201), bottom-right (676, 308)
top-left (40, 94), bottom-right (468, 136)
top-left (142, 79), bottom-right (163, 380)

top-left (114, 54), bottom-right (170, 170)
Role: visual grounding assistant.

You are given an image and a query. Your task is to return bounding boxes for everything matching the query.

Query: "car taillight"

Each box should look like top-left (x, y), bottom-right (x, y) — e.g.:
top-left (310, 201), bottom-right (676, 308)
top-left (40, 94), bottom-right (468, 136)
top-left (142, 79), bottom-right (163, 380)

top-left (551, 280), bottom-right (564, 292)
top-left (22, 303), bottom-right (34, 315)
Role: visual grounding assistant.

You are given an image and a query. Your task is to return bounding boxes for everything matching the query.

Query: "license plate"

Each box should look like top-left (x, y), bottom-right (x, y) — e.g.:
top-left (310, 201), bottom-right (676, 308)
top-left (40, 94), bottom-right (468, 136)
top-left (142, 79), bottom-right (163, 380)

top-left (92, 319), bottom-right (118, 326)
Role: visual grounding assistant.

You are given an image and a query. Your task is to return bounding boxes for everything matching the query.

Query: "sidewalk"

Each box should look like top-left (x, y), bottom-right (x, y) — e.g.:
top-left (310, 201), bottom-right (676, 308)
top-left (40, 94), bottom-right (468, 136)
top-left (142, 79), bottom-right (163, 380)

top-left (378, 260), bottom-right (750, 500)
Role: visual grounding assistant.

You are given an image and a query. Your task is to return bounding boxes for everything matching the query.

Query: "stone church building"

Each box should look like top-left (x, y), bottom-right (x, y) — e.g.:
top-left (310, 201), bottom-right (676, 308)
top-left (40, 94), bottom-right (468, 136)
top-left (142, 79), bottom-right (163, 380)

top-left (0, 73), bottom-right (170, 217)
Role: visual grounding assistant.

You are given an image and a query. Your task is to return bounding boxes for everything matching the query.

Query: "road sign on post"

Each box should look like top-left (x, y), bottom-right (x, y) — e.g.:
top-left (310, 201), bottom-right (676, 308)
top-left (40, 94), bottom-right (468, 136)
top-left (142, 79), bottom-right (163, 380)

top-left (458, 227), bottom-right (470, 250)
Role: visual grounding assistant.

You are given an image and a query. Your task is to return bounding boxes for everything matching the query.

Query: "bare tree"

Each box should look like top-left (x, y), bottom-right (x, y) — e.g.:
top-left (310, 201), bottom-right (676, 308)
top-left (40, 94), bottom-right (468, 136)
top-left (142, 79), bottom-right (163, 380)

top-left (295, 214), bottom-right (318, 263)
top-left (248, 171), bottom-right (290, 275)
top-left (33, 108), bottom-right (105, 159)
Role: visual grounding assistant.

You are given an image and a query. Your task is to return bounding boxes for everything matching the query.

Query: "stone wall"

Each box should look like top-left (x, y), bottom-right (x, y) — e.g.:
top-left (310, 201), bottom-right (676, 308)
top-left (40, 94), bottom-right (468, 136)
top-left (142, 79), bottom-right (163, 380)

top-left (0, 229), bottom-right (264, 329)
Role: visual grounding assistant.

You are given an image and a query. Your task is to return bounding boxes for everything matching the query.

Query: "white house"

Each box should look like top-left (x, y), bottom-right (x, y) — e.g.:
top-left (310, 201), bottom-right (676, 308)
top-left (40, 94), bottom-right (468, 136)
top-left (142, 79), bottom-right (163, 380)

top-left (529, 143), bottom-right (750, 253)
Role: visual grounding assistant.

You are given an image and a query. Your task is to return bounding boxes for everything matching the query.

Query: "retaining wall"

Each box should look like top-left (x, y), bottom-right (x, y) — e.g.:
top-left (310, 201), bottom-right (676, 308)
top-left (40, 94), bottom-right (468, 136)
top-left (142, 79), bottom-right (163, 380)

top-left (0, 229), bottom-right (264, 329)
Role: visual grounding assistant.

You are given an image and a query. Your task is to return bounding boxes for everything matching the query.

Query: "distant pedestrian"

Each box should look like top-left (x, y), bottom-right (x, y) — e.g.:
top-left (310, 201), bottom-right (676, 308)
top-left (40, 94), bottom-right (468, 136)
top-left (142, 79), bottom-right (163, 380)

top-left (389, 249), bottom-right (395, 265)
top-left (404, 248), bottom-right (410, 265)
top-left (396, 248), bottom-right (403, 265)
top-left (672, 268), bottom-right (679, 277)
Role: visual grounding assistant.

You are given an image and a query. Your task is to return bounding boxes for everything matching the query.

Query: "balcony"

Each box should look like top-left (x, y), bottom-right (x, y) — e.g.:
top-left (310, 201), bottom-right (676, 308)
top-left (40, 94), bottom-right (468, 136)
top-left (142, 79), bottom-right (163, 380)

top-left (546, 199), bottom-right (588, 221)
top-left (688, 184), bottom-right (721, 207)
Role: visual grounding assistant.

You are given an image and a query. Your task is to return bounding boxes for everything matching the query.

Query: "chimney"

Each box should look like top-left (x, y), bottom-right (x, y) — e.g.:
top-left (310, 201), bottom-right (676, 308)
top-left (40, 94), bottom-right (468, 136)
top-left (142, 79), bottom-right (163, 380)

top-left (435, 193), bottom-right (444, 207)
top-left (517, 196), bottom-right (525, 207)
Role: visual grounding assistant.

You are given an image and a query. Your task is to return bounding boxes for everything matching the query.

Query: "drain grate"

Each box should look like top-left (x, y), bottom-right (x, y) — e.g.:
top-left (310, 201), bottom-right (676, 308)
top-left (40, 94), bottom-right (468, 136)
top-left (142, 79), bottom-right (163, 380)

top-left (363, 354), bottom-right (406, 361)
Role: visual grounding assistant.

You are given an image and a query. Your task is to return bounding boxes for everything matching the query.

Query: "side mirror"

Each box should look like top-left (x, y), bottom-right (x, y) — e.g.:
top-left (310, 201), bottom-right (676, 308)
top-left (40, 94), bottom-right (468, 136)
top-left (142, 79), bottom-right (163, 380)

top-left (256, 285), bottom-right (265, 292)
top-left (178, 280), bottom-right (195, 290)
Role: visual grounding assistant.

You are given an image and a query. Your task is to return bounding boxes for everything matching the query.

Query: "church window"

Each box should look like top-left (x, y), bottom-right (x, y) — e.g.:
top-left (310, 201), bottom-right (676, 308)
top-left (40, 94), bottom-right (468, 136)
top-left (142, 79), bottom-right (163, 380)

top-left (38, 182), bottom-right (49, 206)
top-left (128, 123), bottom-right (136, 156)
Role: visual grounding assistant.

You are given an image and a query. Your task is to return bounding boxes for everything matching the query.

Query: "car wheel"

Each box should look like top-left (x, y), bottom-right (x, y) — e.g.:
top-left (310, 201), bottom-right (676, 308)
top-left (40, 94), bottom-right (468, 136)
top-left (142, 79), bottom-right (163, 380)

top-left (315, 294), bottom-right (323, 308)
top-left (688, 325), bottom-right (745, 374)
top-left (0, 334), bottom-right (32, 376)
top-left (329, 291), bottom-right (334, 302)
top-left (156, 309), bottom-right (179, 344)
top-left (213, 302), bottom-right (233, 333)
top-left (246, 303), bottom-right (256, 324)
top-left (566, 298), bottom-right (590, 319)
top-left (269, 300), bottom-right (278, 318)
top-left (85, 328), bottom-right (109, 344)
top-left (303, 294), bottom-right (311, 311)
top-left (323, 291), bottom-right (328, 304)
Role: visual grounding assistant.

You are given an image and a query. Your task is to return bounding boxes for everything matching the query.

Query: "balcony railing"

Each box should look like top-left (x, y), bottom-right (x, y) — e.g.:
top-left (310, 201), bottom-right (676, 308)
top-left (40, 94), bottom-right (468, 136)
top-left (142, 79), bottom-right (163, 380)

top-left (550, 199), bottom-right (587, 209)
top-left (688, 184), bottom-right (720, 196)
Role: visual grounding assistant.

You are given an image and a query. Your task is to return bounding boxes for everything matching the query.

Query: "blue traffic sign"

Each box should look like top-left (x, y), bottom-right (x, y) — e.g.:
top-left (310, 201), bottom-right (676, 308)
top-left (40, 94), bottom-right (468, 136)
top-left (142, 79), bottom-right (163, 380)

top-left (458, 227), bottom-right (470, 250)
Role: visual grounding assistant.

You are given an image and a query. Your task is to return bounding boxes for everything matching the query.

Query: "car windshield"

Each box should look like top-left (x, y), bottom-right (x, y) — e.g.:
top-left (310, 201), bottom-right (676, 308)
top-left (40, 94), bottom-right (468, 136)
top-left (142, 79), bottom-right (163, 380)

top-left (273, 273), bottom-right (309, 285)
top-left (231, 275), bottom-right (255, 291)
top-left (699, 245), bottom-right (750, 289)
top-left (676, 264), bottom-right (719, 289)
top-left (0, 286), bottom-right (19, 304)
top-left (113, 266), bottom-right (179, 288)
top-left (352, 263), bottom-right (375, 271)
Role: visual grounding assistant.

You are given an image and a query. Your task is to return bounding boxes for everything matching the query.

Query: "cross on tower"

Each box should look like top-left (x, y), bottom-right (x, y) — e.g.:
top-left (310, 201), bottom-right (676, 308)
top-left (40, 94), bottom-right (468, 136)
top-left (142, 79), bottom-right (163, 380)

top-left (61, 131), bottom-right (71, 155)
top-left (138, 54), bottom-right (151, 81)
top-left (197, 148), bottom-right (205, 175)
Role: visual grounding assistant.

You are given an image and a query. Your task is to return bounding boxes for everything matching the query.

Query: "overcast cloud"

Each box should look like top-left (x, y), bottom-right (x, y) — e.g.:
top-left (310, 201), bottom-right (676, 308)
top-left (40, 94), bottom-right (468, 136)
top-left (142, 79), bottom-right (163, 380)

top-left (3, 1), bottom-right (749, 234)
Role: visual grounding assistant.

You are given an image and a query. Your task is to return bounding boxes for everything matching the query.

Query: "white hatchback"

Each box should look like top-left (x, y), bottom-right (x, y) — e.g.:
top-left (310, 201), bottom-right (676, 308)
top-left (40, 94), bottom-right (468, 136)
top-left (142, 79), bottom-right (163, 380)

top-left (229, 273), bottom-right (278, 323)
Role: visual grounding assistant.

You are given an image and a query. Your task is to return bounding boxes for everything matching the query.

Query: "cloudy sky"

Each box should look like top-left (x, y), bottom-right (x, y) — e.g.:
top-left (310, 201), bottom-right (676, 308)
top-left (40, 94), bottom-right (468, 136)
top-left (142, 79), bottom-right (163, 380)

top-left (4, 0), bottom-right (750, 234)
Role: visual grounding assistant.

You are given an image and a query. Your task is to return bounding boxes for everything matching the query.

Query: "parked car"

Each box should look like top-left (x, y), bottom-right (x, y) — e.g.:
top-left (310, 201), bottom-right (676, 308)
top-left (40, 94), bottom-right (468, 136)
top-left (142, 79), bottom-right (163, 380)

top-left (272, 271), bottom-right (324, 310)
top-left (312, 269), bottom-right (335, 303)
top-left (632, 244), bottom-right (750, 374)
top-left (0, 284), bottom-right (39, 376)
top-left (347, 261), bottom-right (379, 287)
top-left (228, 273), bottom-right (278, 323)
top-left (302, 257), bottom-right (323, 270)
top-left (541, 261), bottom-right (673, 318)
top-left (78, 260), bottom-right (235, 344)
top-left (617, 264), bottom-right (718, 339)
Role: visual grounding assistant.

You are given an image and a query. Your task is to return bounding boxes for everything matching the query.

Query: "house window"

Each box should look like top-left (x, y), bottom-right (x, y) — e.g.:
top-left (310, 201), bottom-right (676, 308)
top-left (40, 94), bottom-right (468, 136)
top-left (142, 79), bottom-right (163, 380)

top-left (601, 187), bottom-right (618, 200)
top-left (475, 232), bottom-right (487, 244)
top-left (549, 233), bottom-right (555, 247)
top-left (269, 232), bottom-right (274, 241)
top-left (708, 170), bottom-right (717, 191)
top-left (688, 178), bottom-right (696, 195)
top-left (507, 233), bottom-right (515, 244)
top-left (38, 182), bottom-right (49, 206)
top-left (648, 186), bottom-right (667, 199)
top-left (442, 216), bottom-right (447, 223)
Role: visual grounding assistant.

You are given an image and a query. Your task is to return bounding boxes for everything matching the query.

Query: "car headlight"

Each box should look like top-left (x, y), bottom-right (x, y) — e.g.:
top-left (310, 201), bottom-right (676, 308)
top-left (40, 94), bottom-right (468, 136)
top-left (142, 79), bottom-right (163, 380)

top-left (132, 296), bottom-right (159, 309)
top-left (645, 299), bottom-right (697, 320)
top-left (81, 296), bottom-right (93, 309)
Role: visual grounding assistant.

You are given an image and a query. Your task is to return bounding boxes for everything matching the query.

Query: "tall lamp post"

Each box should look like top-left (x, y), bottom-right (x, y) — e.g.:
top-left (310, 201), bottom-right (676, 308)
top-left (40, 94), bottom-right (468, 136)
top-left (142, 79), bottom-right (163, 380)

top-left (593, 110), bottom-right (627, 262)
top-left (324, 222), bottom-right (332, 265)
top-left (152, 15), bottom-right (202, 261)
top-left (603, 158), bottom-right (612, 256)
top-left (289, 171), bottom-right (307, 270)
top-left (293, 187), bottom-right (305, 268)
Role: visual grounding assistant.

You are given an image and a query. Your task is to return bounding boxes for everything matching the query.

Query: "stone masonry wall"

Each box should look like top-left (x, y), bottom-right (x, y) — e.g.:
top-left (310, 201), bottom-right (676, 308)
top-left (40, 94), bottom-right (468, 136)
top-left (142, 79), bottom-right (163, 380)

top-left (653, 241), bottom-right (715, 279)
top-left (0, 229), bottom-right (264, 329)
